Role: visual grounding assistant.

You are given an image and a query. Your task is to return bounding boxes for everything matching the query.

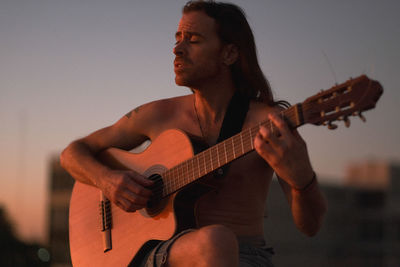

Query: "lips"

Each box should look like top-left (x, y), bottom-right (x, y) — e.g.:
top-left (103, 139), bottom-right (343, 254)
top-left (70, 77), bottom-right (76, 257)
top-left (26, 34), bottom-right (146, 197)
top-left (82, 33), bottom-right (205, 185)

top-left (174, 58), bottom-right (190, 70)
top-left (174, 61), bottom-right (183, 68)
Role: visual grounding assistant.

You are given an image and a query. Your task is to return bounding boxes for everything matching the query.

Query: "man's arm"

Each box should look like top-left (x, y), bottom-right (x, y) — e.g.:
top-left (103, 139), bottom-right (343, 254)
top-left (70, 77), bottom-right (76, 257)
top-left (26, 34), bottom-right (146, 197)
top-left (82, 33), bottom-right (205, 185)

top-left (60, 106), bottom-right (154, 212)
top-left (277, 174), bottom-right (326, 236)
top-left (254, 112), bottom-right (327, 236)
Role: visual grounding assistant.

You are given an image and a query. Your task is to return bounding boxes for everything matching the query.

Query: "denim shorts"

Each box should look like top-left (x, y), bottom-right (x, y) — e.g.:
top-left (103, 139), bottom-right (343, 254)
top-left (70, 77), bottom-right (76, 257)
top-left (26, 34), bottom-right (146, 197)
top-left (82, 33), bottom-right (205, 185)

top-left (140, 230), bottom-right (274, 267)
top-left (238, 241), bottom-right (275, 267)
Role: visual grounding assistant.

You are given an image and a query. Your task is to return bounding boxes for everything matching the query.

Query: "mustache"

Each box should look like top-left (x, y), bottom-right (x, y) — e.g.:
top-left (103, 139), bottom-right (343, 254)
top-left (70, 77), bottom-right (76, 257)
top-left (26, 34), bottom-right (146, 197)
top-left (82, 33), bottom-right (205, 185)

top-left (174, 56), bottom-right (192, 65)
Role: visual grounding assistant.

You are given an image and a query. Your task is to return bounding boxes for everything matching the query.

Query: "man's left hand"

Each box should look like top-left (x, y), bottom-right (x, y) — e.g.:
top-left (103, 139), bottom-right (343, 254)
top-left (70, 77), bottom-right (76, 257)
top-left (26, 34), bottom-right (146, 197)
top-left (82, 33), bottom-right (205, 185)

top-left (254, 112), bottom-right (314, 189)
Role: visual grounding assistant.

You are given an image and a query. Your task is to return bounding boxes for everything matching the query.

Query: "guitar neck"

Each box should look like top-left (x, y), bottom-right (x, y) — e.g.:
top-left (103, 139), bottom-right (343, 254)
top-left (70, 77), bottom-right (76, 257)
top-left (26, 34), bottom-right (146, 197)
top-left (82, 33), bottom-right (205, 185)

top-left (160, 104), bottom-right (303, 197)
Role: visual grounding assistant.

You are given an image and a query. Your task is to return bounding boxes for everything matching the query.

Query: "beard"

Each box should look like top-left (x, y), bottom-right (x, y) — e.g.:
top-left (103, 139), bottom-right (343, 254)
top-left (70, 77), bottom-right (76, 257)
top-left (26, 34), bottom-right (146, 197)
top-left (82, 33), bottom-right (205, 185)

top-left (174, 58), bottom-right (222, 89)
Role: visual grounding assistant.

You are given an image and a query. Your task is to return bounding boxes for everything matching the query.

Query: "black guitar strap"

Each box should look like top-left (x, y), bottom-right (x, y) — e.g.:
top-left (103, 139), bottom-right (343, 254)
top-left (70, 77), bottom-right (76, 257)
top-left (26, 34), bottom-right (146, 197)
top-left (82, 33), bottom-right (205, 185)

top-left (217, 90), bottom-right (250, 143)
top-left (214, 90), bottom-right (250, 178)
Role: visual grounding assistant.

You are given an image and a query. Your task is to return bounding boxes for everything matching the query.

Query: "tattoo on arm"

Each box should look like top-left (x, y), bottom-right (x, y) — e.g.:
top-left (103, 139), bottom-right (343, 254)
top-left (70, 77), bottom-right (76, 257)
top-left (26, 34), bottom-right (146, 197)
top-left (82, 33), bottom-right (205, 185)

top-left (125, 111), bottom-right (133, 118)
top-left (125, 107), bottom-right (140, 119)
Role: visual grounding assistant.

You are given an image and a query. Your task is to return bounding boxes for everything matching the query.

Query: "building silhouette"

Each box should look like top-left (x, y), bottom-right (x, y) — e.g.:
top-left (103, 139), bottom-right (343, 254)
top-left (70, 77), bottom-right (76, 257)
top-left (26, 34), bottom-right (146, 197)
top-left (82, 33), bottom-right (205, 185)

top-left (48, 157), bottom-right (400, 266)
top-left (48, 157), bottom-right (74, 267)
top-left (265, 160), bottom-right (400, 267)
top-left (0, 206), bottom-right (50, 267)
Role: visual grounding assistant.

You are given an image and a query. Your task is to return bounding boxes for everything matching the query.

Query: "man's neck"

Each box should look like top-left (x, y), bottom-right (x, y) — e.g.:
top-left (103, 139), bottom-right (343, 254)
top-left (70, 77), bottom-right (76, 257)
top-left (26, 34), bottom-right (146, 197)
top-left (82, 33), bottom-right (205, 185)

top-left (191, 75), bottom-right (236, 124)
top-left (193, 84), bottom-right (235, 124)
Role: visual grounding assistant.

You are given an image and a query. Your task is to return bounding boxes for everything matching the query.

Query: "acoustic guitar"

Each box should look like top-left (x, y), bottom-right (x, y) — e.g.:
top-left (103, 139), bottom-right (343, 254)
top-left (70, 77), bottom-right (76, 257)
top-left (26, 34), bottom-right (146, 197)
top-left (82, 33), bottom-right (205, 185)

top-left (69, 75), bottom-right (383, 266)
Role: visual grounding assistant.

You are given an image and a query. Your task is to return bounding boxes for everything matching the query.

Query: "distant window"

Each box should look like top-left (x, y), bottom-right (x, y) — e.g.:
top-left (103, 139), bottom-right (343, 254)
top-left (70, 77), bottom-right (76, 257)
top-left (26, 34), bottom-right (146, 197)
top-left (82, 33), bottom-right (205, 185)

top-left (355, 191), bottom-right (385, 208)
top-left (397, 221), bottom-right (400, 241)
top-left (359, 220), bottom-right (384, 241)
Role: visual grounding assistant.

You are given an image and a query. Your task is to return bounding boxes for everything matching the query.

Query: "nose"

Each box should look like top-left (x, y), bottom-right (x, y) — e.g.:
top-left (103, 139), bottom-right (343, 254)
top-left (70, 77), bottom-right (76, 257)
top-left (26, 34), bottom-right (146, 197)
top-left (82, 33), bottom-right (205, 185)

top-left (173, 41), bottom-right (185, 56)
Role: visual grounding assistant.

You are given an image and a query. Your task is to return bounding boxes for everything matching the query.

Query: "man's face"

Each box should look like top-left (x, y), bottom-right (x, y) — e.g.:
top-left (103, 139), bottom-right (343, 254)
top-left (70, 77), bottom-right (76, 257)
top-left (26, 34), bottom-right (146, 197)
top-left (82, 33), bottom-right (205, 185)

top-left (173, 11), bottom-right (225, 88)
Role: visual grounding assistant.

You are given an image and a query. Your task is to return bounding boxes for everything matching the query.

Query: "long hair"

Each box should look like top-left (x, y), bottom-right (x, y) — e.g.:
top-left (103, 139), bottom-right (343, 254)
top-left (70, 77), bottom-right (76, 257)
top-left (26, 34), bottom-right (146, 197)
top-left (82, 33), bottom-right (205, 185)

top-left (183, 0), bottom-right (276, 105)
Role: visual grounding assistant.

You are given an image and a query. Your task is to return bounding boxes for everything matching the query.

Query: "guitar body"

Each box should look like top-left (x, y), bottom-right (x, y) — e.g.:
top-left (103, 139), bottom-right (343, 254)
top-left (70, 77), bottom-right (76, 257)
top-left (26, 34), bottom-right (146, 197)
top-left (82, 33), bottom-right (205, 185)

top-left (68, 75), bottom-right (383, 266)
top-left (69, 129), bottom-right (203, 267)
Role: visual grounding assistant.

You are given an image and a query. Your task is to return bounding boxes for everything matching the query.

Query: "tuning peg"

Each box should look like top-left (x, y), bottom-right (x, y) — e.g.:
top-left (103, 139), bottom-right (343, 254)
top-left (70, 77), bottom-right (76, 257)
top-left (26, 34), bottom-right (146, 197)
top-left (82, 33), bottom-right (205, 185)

top-left (327, 122), bottom-right (338, 130)
top-left (344, 117), bottom-right (351, 128)
top-left (358, 112), bottom-right (366, 122)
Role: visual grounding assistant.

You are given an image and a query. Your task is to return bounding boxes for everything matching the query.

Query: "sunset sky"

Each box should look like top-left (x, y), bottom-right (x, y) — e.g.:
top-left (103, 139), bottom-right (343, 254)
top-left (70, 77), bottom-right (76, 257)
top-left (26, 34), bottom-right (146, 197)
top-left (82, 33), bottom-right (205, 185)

top-left (1, 0), bottom-right (399, 243)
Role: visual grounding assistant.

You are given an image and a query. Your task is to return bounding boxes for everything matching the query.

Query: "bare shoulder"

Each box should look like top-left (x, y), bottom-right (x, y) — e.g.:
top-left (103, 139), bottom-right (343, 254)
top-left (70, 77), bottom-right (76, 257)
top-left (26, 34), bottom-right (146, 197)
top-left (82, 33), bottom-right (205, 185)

top-left (125, 94), bottom-right (192, 121)
top-left (122, 94), bottom-right (193, 138)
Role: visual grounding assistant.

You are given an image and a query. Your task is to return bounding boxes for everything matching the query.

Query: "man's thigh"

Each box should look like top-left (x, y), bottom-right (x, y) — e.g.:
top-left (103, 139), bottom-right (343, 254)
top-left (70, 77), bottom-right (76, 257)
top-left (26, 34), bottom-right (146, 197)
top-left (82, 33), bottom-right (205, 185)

top-left (141, 225), bottom-right (239, 267)
top-left (140, 229), bottom-right (195, 267)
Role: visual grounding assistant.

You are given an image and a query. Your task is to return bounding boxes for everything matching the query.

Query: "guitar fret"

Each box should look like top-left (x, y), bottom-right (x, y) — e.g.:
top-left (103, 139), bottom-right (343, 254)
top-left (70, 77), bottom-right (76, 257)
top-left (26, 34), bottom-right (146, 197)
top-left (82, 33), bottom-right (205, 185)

top-left (175, 164), bottom-right (180, 191)
top-left (191, 158), bottom-right (196, 181)
top-left (197, 155), bottom-right (201, 177)
top-left (199, 155), bottom-right (203, 177)
top-left (249, 127), bottom-right (254, 149)
top-left (191, 159), bottom-right (195, 181)
top-left (179, 162), bottom-right (184, 188)
top-left (210, 147), bottom-right (215, 170)
top-left (202, 152), bottom-right (206, 176)
top-left (192, 158), bottom-right (196, 180)
top-left (171, 169), bottom-right (176, 195)
top-left (188, 160), bottom-right (192, 182)
top-left (165, 170), bottom-right (171, 196)
top-left (208, 149), bottom-right (213, 172)
top-left (205, 151), bottom-right (209, 174)
top-left (173, 164), bottom-right (177, 190)
top-left (224, 140), bottom-right (229, 162)
top-left (187, 159), bottom-right (192, 182)
top-left (248, 130), bottom-right (253, 151)
top-left (212, 145), bottom-right (216, 169)
top-left (174, 164), bottom-right (179, 190)
top-left (226, 139), bottom-right (233, 162)
top-left (223, 141), bottom-right (228, 164)
top-left (208, 149), bottom-right (212, 171)
top-left (231, 138), bottom-right (236, 159)
top-left (243, 130), bottom-right (251, 152)
top-left (240, 133), bottom-right (244, 155)
top-left (182, 161), bottom-right (187, 185)
top-left (216, 143), bottom-right (221, 167)
top-left (183, 161), bottom-right (188, 186)
top-left (234, 135), bottom-right (241, 158)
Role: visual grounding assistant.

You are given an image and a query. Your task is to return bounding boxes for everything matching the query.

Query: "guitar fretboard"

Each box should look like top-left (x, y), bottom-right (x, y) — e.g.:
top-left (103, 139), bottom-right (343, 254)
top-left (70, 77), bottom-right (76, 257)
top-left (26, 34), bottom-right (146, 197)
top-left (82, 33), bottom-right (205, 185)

top-left (158, 104), bottom-right (303, 198)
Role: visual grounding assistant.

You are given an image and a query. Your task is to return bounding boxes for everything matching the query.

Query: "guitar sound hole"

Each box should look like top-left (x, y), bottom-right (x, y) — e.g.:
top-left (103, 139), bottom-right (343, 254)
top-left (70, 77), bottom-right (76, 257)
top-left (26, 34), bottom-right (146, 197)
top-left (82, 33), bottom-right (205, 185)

top-left (145, 174), bottom-right (166, 217)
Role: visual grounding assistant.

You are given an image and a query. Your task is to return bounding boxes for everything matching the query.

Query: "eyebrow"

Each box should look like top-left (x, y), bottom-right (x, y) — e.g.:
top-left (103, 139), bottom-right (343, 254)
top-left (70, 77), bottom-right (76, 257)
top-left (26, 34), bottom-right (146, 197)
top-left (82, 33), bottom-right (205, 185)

top-left (175, 31), bottom-right (204, 39)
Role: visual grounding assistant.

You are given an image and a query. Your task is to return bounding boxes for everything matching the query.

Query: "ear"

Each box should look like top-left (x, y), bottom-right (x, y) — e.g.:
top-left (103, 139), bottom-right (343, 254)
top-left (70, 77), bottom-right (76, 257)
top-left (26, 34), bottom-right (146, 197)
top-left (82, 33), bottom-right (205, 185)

top-left (222, 44), bottom-right (239, 66)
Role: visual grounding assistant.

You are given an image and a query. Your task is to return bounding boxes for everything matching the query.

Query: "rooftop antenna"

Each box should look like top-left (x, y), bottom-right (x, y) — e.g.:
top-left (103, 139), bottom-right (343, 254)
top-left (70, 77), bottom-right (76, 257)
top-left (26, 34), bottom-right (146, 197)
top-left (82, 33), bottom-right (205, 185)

top-left (16, 109), bottom-right (27, 240)
top-left (322, 50), bottom-right (338, 85)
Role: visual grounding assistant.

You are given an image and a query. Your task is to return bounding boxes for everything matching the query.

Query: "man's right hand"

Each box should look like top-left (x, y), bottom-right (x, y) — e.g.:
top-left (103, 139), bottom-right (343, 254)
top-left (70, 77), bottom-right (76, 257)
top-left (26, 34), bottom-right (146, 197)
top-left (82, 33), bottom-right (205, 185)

top-left (97, 170), bottom-right (154, 212)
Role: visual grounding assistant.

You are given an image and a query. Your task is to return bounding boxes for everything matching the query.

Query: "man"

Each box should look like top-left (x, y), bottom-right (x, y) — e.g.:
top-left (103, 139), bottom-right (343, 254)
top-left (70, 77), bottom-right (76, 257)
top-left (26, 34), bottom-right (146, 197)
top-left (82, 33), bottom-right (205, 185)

top-left (61, 1), bottom-right (327, 266)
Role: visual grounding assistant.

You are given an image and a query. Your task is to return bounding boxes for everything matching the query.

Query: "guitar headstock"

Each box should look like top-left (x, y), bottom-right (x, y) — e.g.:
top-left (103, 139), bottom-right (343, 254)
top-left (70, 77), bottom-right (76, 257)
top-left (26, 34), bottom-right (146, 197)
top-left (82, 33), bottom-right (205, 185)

top-left (302, 75), bottom-right (383, 129)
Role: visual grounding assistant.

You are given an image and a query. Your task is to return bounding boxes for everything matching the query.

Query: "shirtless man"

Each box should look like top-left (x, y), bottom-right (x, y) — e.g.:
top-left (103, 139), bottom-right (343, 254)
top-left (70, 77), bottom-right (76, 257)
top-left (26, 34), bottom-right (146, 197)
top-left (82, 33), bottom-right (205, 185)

top-left (60, 1), bottom-right (327, 266)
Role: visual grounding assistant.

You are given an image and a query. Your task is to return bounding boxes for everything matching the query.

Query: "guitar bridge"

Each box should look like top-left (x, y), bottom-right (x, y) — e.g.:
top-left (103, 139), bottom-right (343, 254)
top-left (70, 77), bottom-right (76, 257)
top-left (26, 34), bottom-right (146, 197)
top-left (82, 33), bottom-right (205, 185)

top-left (100, 193), bottom-right (112, 252)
